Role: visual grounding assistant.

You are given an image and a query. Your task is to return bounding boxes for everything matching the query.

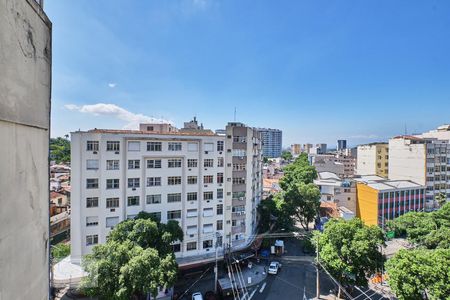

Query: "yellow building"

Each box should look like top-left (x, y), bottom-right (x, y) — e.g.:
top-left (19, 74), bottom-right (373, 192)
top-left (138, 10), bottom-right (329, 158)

top-left (291, 144), bottom-right (301, 155)
top-left (356, 143), bottom-right (389, 178)
top-left (356, 176), bottom-right (426, 227)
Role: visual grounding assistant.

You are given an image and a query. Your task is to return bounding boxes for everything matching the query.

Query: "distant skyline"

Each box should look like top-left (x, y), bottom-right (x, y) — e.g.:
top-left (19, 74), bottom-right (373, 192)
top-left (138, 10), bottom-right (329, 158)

top-left (47, 0), bottom-right (450, 147)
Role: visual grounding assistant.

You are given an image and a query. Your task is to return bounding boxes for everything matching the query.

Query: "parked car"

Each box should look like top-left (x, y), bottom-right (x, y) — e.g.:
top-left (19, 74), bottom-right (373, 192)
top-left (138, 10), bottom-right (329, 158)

top-left (192, 292), bottom-right (203, 300)
top-left (268, 261), bottom-right (282, 275)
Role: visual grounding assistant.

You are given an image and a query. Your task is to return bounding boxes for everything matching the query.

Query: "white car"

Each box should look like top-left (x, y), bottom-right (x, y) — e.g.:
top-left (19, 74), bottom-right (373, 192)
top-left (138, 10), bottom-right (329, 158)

top-left (268, 261), bottom-right (282, 275)
top-left (192, 292), bottom-right (203, 300)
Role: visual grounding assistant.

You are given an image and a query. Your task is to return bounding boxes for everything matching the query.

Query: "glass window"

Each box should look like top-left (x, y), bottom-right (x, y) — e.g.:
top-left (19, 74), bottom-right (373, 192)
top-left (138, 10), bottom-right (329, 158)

top-left (167, 193), bottom-right (182, 203)
top-left (188, 159), bottom-right (198, 168)
top-left (186, 242), bottom-right (197, 251)
top-left (217, 173), bottom-right (224, 184)
top-left (86, 235), bottom-right (98, 246)
top-left (127, 178), bottom-right (140, 188)
top-left (187, 176), bottom-right (198, 184)
top-left (106, 217), bottom-right (119, 228)
top-left (168, 158), bottom-right (182, 168)
top-left (149, 212), bottom-right (161, 222)
top-left (147, 177), bottom-right (161, 187)
top-left (204, 191), bottom-right (213, 200)
top-left (217, 189), bottom-right (223, 199)
top-left (127, 196), bottom-right (139, 206)
top-left (217, 157), bottom-right (224, 167)
top-left (106, 197), bottom-right (119, 208)
top-left (128, 160), bottom-right (140, 169)
top-left (146, 194), bottom-right (161, 204)
top-left (203, 224), bottom-right (214, 234)
top-left (86, 178), bottom-right (98, 189)
top-left (86, 216), bottom-right (98, 227)
top-left (106, 179), bottom-right (120, 189)
top-left (217, 141), bottom-right (224, 152)
top-left (86, 159), bottom-right (99, 170)
top-left (147, 159), bottom-right (161, 168)
top-left (172, 244), bottom-right (181, 253)
top-left (86, 197), bottom-right (99, 208)
top-left (217, 220), bottom-right (223, 230)
top-left (168, 142), bottom-right (182, 151)
top-left (167, 210), bottom-right (181, 220)
top-left (204, 159), bottom-right (214, 167)
top-left (106, 141), bottom-right (120, 151)
top-left (204, 175), bottom-right (214, 184)
top-left (106, 160), bottom-right (119, 170)
top-left (217, 204), bottom-right (223, 215)
top-left (187, 209), bottom-right (198, 218)
top-left (86, 141), bottom-right (99, 151)
top-left (203, 239), bottom-right (213, 248)
top-left (187, 143), bottom-right (198, 152)
top-left (203, 207), bottom-right (214, 217)
top-left (168, 176), bottom-right (181, 185)
top-left (187, 192), bottom-right (197, 201)
top-left (147, 142), bottom-right (162, 151)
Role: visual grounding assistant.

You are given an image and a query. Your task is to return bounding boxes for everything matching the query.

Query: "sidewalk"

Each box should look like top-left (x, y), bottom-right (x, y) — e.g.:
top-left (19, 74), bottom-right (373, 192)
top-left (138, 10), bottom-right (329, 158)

top-left (218, 259), bottom-right (267, 291)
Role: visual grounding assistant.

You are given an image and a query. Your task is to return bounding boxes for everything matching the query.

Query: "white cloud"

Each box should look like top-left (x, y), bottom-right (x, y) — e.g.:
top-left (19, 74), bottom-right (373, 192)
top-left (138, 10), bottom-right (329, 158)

top-left (108, 83), bottom-right (117, 88)
top-left (64, 103), bottom-right (173, 130)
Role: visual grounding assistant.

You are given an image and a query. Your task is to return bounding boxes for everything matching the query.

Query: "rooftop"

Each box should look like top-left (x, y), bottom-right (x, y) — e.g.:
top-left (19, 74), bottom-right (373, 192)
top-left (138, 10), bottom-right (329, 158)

top-left (355, 175), bottom-right (424, 191)
top-left (75, 128), bottom-right (218, 137)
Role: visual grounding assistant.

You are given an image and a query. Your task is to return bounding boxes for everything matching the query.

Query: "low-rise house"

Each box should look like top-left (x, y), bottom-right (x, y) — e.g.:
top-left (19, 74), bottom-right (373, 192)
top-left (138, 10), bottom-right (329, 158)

top-left (314, 172), bottom-right (357, 213)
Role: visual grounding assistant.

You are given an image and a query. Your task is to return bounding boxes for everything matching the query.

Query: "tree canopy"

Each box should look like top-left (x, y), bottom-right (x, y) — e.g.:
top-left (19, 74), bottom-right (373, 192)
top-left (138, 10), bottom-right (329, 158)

top-left (257, 194), bottom-right (293, 232)
top-left (314, 218), bottom-right (385, 289)
top-left (281, 150), bottom-right (293, 161)
top-left (81, 212), bottom-right (183, 299)
top-left (50, 137), bottom-right (70, 163)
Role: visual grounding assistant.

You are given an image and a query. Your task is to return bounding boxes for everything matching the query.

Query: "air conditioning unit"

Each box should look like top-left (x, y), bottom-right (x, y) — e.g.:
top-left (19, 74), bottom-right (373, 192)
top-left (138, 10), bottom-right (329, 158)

top-left (93, 151), bottom-right (98, 154)
top-left (110, 209), bottom-right (115, 212)
top-left (204, 184), bottom-right (208, 187)
top-left (206, 200), bottom-right (210, 203)
top-left (204, 168), bottom-right (208, 171)
top-left (188, 168), bottom-right (192, 171)
top-left (218, 183), bottom-right (222, 187)
top-left (189, 234), bottom-right (194, 238)
top-left (132, 188), bottom-right (136, 191)
top-left (115, 151), bottom-right (120, 154)
top-left (205, 151), bottom-right (209, 154)
top-left (219, 151), bottom-right (222, 154)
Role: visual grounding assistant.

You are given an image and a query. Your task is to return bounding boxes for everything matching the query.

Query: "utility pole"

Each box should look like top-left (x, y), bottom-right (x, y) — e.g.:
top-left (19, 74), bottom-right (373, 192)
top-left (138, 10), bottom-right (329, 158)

top-left (214, 232), bottom-right (221, 294)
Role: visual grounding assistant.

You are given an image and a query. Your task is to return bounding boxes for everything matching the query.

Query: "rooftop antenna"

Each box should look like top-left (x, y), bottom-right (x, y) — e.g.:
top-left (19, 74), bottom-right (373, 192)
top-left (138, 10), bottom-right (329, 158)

top-left (234, 107), bottom-right (237, 122)
top-left (404, 123), bottom-right (408, 135)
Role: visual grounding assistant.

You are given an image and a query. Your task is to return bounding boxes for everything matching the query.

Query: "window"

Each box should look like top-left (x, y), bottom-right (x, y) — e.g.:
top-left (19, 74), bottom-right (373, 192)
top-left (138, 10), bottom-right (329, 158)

top-left (187, 192), bottom-right (198, 201)
top-left (168, 176), bottom-right (181, 185)
top-left (106, 160), bottom-right (119, 170)
top-left (204, 191), bottom-right (213, 200)
top-left (128, 178), bottom-right (140, 188)
top-left (188, 159), bottom-right (198, 168)
top-left (188, 142), bottom-right (198, 152)
top-left (232, 149), bottom-right (246, 157)
top-left (167, 210), bottom-right (181, 220)
top-left (187, 176), bottom-right (197, 184)
top-left (232, 192), bottom-right (246, 200)
top-left (187, 225), bottom-right (197, 235)
top-left (233, 136), bottom-right (246, 143)
top-left (217, 157), bottom-right (224, 167)
top-left (106, 179), bottom-right (120, 189)
top-left (106, 217), bottom-right (119, 228)
top-left (217, 220), bottom-right (223, 230)
top-left (167, 193), bottom-right (182, 203)
top-left (86, 197), bottom-right (99, 208)
top-left (106, 197), bottom-right (119, 208)
top-left (128, 141), bottom-right (140, 152)
top-left (233, 177), bottom-right (246, 185)
top-left (147, 177), bottom-right (161, 187)
top-left (147, 126), bottom-right (154, 131)
top-left (168, 142), bottom-right (182, 151)
top-left (86, 216), bottom-right (99, 227)
top-left (187, 209), bottom-right (198, 218)
top-left (86, 235), bottom-right (98, 246)
top-left (168, 158), bottom-right (182, 168)
top-left (147, 141), bottom-right (162, 151)
top-left (203, 239), bottom-right (213, 248)
top-left (204, 159), bottom-right (214, 167)
top-left (106, 141), bottom-right (120, 151)
top-left (232, 220), bottom-right (237, 226)
top-left (203, 224), bottom-right (213, 234)
top-left (204, 175), bottom-right (214, 184)
top-left (127, 196), bottom-right (140, 206)
top-left (204, 143), bottom-right (214, 152)
top-left (128, 160), bottom-right (140, 169)
top-left (203, 207), bottom-right (214, 217)
top-left (146, 194), bottom-right (161, 204)
top-left (217, 204), bottom-right (223, 215)
top-left (86, 159), bottom-right (99, 170)
top-left (233, 163), bottom-right (246, 171)
top-left (149, 212), bottom-right (161, 221)
top-left (217, 173), bottom-right (224, 184)
top-left (87, 141), bottom-right (99, 151)
top-left (217, 141), bottom-right (224, 151)
top-left (147, 159), bottom-right (161, 168)
top-left (187, 242), bottom-right (197, 251)
top-left (172, 244), bottom-right (181, 253)
top-left (86, 178), bottom-right (98, 189)
top-left (217, 189), bottom-right (223, 199)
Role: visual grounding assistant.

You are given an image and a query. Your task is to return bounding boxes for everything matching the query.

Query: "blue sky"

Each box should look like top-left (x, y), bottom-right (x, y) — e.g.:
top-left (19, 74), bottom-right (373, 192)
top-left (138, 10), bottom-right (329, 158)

top-left (47, 0), bottom-right (450, 147)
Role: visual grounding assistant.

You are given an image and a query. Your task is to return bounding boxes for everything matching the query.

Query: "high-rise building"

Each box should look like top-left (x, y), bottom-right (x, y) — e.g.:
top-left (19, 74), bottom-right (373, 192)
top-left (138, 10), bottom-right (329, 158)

top-left (389, 132), bottom-right (450, 208)
top-left (303, 143), bottom-right (313, 154)
top-left (290, 144), bottom-right (301, 155)
top-left (70, 121), bottom-right (262, 266)
top-left (356, 143), bottom-right (389, 178)
top-left (355, 176), bottom-right (426, 227)
top-left (257, 128), bottom-right (282, 158)
top-left (337, 140), bottom-right (347, 151)
top-left (315, 143), bottom-right (327, 154)
top-left (0, 0), bottom-right (51, 298)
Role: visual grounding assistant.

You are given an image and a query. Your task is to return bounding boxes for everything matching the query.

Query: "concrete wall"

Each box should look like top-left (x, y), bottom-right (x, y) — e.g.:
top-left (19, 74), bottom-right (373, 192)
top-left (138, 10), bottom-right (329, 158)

top-left (0, 0), bottom-right (51, 299)
top-left (388, 139), bottom-right (426, 185)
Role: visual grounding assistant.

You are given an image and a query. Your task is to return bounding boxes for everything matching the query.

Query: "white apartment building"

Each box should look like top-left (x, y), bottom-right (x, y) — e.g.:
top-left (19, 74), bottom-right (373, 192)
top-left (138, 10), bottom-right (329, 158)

top-left (357, 143), bottom-right (389, 178)
top-left (309, 153), bottom-right (356, 178)
top-left (70, 121), bottom-right (262, 265)
top-left (314, 172), bottom-right (357, 213)
top-left (389, 134), bottom-right (450, 208)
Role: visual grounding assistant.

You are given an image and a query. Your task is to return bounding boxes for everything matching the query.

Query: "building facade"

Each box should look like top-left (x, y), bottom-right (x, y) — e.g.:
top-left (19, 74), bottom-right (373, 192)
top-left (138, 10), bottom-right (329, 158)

top-left (337, 140), bottom-right (347, 151)
top-left (291, 144), bottom-right (301, 156)
top-left (355, 176), bottom-right (426, 227)
top-left (71, 122), bottom-right (262, 265)
top-left (0, 0), bottom-right (51, 298)
top-left (356, 143), bottom-right (389, 178)
top-left (310, 154), bottom-right (356, 178)
top-left (389, 135), bottom-right (450, 207)
top-left (257, 128), bottom-right (282, 158)
top-left (314, 172), bottom-right (357, 213)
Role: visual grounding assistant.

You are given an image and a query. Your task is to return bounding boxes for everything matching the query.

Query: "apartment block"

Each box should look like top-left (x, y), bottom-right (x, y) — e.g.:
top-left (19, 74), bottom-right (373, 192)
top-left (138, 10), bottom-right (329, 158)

top-left (356, 143), bottom-right (389, 178)
top-left (70, 121), bottom-right (262, 265)
top-left (337, 139), bottom-right (347, 151)
top-left (310, 153), bottom-right (356, 178)
top-left (291, 144), bottom-right (301, 156)
top-left (257, 128), bottom-right (282, 158)
top-left (389, 134), bottom-right (450, 207)
top-left (314, 172), bottom-right (357, 213)
top-left (355, 176), bottom-right (426, 227)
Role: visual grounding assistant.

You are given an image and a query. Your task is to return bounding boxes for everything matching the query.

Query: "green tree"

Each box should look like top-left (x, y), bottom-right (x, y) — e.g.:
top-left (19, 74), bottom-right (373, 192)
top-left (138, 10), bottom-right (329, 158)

top-left (257, 194), bottom-right (294, 232)
top-left (281, 151), bottom-right (293, 161)
top-left (51, 243), bottom-right (70, 260)
top-left (386, 249), bottom-right (450, 300)
top-left (50, 137), bottom-right (71, 163)
top-left (283, 182), bottom-right (321, 231)
top-left (314, 218), bottom-right (385, 297)
top-left (435, 192), bottom-right (447, 207)
top-left (81, 214), bottom-right (182, 299)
